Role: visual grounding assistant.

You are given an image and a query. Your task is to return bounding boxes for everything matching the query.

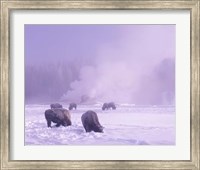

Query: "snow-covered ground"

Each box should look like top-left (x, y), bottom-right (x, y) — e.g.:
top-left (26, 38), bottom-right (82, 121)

top-left (25, 104), bottom-right (175, 145)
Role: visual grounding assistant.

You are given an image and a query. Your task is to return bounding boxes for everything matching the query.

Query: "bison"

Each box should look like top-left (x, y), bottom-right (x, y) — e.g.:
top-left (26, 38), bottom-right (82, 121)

top-left (69, 103), bottom-right (77, 110)
top-left (81, 110), bottom-right (103, 133)
top-left (102, 102), bottom-right (116, 110)
top-left (44, 108), bottom-right (71, 127)
top-left (50, 103), bottom-right (63, 109)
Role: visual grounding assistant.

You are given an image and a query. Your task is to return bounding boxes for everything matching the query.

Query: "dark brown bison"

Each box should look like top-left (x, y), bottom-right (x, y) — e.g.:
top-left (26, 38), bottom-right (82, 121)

top-left (44, 108), bottom-right (71, 127)
top-left (50, 103), bottom-right (63, 109)
top-left (81, 110), bottom-right (103, 133)
top-left (102, 102), bottom-right (116, 110)
top-left (69, 103), bottom-right (77, 110)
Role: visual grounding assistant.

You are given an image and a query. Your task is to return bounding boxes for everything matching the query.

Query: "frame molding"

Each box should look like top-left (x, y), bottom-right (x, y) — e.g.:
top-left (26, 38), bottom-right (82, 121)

top-left (1, 0), bottom-right (199, 169)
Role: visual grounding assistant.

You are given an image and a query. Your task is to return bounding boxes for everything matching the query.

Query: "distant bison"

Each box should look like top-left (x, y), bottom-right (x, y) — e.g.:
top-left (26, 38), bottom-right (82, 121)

top-left (81, 110), bottom-right (103, 133)
top-left (45, 108), bottom-right (71, 127)
top-left (102, 102), bottom-right (116, 110)
top-left (69, 103), bottom-right (77, 110)
top-left (50, 103), bottom-right (63, 109)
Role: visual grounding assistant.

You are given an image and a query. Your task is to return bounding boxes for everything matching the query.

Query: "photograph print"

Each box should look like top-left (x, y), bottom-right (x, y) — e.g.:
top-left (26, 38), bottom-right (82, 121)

top-left (25, 24), bottom-right (175, 145)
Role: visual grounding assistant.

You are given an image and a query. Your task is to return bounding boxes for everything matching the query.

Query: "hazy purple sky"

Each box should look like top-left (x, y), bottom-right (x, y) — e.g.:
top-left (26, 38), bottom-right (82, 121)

top-left (25, 25), bottom-right (175, 105)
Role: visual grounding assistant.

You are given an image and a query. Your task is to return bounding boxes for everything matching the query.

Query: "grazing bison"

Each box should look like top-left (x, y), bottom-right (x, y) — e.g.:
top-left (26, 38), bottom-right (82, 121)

top-left (102, 102), bottom-right (116, 110)
top-left (45, 108), bottom-right (71, 127)
top-left (69, 103), bottom-right (77, 110)
top-left (81, 110), bottom-right (103, 133)
top-left (50, 103), bottom-right (63, 109)
top-left (102, 103), bottom-right (108, 110)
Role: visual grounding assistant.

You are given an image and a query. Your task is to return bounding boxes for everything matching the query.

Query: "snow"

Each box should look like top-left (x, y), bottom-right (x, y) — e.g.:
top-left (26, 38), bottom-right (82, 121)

top-left (25, 104), bottom-right (175, 145)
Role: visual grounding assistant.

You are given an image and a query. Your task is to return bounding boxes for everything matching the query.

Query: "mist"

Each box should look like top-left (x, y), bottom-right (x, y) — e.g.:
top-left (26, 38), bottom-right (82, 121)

top-left (25, 25), bottom-right (175, 105)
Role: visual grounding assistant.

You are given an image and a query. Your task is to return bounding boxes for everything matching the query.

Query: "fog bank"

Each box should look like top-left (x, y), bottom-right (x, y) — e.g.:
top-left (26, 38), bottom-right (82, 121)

top-left (25, 25), bottom-right (175, 105)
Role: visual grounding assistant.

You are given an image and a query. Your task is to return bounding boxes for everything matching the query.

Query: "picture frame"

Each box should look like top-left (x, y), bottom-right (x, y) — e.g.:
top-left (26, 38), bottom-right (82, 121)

top-left (0, 0), bottom-right (199, 169)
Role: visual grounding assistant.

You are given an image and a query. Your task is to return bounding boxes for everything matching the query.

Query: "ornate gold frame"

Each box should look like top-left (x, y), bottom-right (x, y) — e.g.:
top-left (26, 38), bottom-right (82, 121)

top-left (1, 0), bottom-right (199, 169)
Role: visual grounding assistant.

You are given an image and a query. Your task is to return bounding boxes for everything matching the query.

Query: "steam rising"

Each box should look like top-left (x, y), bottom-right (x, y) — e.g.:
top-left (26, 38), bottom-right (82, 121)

top-left (25, 25), bottom-right (175, 105)
top-left (62, 49), bottom-right (175, 104)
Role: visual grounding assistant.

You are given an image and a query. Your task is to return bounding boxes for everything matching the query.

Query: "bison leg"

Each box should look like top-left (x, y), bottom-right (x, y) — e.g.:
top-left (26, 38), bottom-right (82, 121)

top-left (84, 124), bottom-right (91, 132)
top-left (47, 120), bottom-right (51, 127)
top-left (85, 128), bottom-right (91, 132)
top-left (56, 123), bottom-right (61, 127)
